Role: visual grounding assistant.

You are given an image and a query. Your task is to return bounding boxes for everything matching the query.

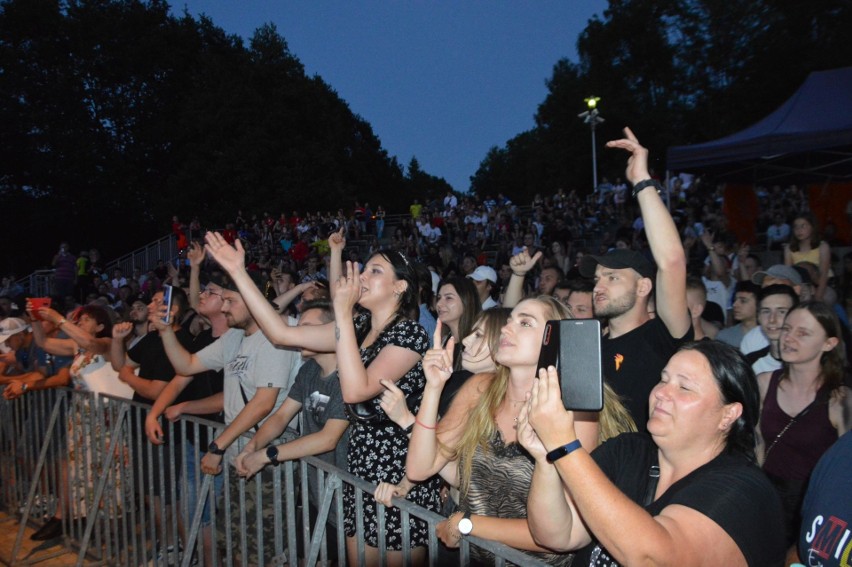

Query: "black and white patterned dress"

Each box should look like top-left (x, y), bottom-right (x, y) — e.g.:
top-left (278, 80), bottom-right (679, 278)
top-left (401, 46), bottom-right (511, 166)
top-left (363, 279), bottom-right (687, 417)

top-left (460, 431), bottom-right (574, 566)
top-left (343, 313), bottom-right (442, 548)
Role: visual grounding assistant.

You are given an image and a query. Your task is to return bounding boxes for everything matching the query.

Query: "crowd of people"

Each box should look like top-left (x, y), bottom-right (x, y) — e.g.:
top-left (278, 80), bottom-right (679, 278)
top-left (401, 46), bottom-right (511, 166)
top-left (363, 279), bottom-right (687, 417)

top-left (1, 127), bottom-right (851, 566)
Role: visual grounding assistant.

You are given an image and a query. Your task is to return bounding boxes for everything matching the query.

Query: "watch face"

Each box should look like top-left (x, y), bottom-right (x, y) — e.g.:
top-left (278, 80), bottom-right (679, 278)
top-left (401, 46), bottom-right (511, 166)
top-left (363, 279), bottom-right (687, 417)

top-left (266, 445), bottom-right (279, 463)
top-left (458, 517), bottom-right (473, 535)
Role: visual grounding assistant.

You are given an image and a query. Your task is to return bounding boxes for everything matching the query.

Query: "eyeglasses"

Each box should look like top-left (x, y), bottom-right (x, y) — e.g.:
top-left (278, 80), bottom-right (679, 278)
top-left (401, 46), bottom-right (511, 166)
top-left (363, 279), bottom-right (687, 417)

top-left (201, 287), bottom-right (224, 299)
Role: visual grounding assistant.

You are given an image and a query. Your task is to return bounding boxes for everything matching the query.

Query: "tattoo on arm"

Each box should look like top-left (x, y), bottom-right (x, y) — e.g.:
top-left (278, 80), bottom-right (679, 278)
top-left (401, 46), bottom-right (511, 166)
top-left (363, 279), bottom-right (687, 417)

top-left (335, 326), bottom-right (340, 341)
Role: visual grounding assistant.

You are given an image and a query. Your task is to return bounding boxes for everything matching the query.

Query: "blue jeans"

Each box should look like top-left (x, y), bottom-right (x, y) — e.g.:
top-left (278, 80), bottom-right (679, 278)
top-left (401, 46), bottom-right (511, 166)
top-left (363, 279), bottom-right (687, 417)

top-left (182, 439), bottom-right (224, 526)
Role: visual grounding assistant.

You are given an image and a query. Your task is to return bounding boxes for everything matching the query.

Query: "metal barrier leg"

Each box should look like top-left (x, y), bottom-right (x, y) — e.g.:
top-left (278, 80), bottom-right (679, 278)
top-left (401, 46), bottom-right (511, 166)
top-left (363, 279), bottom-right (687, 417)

top-left (75, 402), bottom-right (128, 567)
top-left (10, 392), bottom-right (64, 563)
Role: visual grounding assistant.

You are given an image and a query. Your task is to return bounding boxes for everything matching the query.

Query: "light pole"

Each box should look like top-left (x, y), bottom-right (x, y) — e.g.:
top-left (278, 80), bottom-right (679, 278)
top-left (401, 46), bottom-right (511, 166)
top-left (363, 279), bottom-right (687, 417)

top-left (578, 96), bottom-right (604, 193)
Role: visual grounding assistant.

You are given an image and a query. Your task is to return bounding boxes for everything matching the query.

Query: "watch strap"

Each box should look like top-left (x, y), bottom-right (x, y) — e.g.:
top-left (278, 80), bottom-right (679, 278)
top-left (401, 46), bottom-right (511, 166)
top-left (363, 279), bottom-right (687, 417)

top-left (208, 441), bottom-right (226, 456)
top-left (631, 179), bottom-right (663, 199)
top-left (545, 439), bottom-right (582, 464)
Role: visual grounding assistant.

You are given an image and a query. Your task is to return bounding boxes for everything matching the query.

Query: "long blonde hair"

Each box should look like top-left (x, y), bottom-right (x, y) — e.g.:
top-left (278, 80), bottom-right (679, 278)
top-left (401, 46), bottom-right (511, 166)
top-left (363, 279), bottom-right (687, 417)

top-left (449, 297), bottom-right (566, 497)
top-left (449, 296), bottom-right (635, 498)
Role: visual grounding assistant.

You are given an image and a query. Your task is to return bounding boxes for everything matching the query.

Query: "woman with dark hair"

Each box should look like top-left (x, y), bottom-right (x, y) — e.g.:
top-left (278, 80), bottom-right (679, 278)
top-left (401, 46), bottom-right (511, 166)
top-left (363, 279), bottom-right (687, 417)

top-left (435, 277), bottom-right (481, 370)
top-left (204, 230), bottom-right (441, 566)
top-left (23, 303), bottom-right (132, 541)
top-left (521, 340), bottom-right (786, 566)
top-left (784, 212), bottom-right (832, 300)
top-left (757, 301), bottom-right (852, 553)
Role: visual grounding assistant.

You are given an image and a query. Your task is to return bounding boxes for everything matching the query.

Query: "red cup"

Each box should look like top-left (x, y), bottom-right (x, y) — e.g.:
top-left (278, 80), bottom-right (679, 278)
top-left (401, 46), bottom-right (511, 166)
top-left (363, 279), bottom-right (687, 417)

top-left (28, 297), bottom-right (52, 321)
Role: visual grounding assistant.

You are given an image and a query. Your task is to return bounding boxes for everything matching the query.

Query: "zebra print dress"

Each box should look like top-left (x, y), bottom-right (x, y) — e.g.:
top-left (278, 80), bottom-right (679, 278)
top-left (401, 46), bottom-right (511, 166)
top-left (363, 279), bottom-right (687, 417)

top-left (459, 430), bottom-right (574, 566)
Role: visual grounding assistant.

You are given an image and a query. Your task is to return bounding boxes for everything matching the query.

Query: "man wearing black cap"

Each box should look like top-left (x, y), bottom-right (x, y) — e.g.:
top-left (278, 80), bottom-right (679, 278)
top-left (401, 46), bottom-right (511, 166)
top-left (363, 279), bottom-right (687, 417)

top-left (578, 129), bottom-right (692, 424)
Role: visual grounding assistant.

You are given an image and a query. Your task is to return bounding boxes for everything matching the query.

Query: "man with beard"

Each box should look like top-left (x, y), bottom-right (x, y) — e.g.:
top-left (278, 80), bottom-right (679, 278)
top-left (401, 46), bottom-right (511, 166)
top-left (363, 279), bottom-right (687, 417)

top-left (153, 278), bottom-right (300, 565)
top-left (578, 129), bottom-right (692, 424)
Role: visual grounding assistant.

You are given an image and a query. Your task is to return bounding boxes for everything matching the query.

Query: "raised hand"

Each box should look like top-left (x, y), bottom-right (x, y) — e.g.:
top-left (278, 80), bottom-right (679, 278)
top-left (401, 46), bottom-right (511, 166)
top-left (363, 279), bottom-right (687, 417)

top-left (379, 379), bottom-right (413, 428)
top-left (527, 366), bottom-right (575, 450)
top-left (204, 231), bottom-right (246, 275)
top-left (186, 240), bottom-right (205, 267)
top-left (509, 247), bottom-right (543, 276)
top-left (516, 397), bottom-right (547, 461)
top-left (605, 127), bottom-right (651, 186)
top-left (328, 227), bottom-right (346, 253)
top-left (112, 321), bottom-right (133, 340)
top-left (422, 321), bottom-right (455, 390)
top-left (332, 261), bottom-right (362, 315)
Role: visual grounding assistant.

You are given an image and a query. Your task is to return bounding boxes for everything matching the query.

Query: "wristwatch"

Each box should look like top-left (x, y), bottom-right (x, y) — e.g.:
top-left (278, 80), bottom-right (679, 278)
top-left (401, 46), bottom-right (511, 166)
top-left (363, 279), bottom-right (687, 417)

top-left (207, 441), bottom-right (226, 456)
top-left (266, 445), bottom-right (280, 465)
top-left (457, 511), bottom-right (473, 536)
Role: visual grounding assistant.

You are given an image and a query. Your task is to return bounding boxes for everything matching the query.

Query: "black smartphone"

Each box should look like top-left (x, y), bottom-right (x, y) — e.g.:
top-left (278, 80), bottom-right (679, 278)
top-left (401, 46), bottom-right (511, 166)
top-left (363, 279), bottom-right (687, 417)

top-left (161, 284), bottom-right (173, 325)
top-left (537, 319), bottom-right (604, 411)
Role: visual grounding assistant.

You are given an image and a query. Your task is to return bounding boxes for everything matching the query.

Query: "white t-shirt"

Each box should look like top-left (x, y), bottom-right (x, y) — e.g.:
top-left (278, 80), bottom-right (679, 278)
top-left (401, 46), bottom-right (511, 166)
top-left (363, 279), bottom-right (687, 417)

top-left (196, 328), bottom-right (301, 460)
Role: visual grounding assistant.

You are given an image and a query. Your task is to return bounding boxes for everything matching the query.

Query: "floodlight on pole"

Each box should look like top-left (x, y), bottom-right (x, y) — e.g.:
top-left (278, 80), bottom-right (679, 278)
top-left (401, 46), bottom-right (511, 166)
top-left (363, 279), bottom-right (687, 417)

top-left (578, 96), bottom-right (604, 192)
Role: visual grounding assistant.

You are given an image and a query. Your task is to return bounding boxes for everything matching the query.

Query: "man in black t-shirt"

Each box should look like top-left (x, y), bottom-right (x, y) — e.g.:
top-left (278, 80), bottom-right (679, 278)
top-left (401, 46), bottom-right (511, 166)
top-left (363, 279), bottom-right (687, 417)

top-left (579, 133), bottom-right (692, 426)
top-left (110, 286), bottom-right (194, 554)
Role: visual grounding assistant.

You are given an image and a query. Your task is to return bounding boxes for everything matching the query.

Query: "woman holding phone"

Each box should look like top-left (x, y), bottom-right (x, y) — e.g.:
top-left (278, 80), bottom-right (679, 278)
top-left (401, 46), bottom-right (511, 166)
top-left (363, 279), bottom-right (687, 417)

top-left (520, 340), bottom-right (785, 566)
top-left (23, 303), bottom-right (132, 541)
top-left (404, 296), bottom-right (634, 565)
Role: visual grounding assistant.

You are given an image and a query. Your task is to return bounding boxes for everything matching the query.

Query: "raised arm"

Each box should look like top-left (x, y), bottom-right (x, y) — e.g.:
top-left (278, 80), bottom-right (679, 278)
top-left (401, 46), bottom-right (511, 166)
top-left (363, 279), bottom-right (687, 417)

top-left (187, 241), bottom-right (205, 311)
top-left (150, 315), bottom-right (210, 376)
top-left (35, 305), bottom-right (107, 355)
top-left (204, 232), bottom-right (335, 351)
top-left (406, 324), bottom-right (482, 484)
top-left (607, 128), bottom-right (690, 339)
top-left (327, 227), bottom-right (346, 299)
top-left (110, 322), bottom-right (138, 372)
top-left (525, 366), bottom-right (742, 564)
top-left (502, 248), bottom-right (541, 308)
top-left (331, 262), bottom-right (420, 402)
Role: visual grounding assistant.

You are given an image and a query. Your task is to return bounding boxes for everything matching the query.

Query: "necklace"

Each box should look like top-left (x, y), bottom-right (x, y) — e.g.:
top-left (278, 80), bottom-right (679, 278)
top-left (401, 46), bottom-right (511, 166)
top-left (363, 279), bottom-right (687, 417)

top-left (506, 396), bottom-right (528, 430)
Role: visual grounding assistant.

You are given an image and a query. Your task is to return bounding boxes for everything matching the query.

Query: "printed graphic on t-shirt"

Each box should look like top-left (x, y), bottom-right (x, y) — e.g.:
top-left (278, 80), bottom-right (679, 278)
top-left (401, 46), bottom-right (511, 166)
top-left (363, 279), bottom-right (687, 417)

top-left (227, 355), bottom-right (251, 385)
top-left (307, 390), bottom-right (331, 422)
top-left (802, 513), bottom-right (852, 566)
top-left (614, 353), bottom-right (624, 371)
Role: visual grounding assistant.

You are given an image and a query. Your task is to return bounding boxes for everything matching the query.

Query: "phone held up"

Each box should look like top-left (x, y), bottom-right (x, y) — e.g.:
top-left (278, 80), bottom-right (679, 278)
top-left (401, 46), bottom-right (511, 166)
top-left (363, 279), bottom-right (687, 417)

top-left (161, 284), bottom-right (174, 325)
top-left (537, 319), bottom-right (604, 412)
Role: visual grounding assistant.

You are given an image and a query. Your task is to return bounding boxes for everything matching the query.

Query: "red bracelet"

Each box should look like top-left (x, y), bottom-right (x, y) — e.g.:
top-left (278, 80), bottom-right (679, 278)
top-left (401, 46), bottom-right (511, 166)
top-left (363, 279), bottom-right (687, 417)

top-left (415, 417), bottom-right (437, 430)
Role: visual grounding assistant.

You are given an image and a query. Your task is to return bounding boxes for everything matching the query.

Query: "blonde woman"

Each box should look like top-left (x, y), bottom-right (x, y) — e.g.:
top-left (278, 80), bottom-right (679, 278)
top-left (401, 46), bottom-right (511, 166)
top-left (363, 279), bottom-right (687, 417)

top-left (405, 296), bottom-right (634, 565)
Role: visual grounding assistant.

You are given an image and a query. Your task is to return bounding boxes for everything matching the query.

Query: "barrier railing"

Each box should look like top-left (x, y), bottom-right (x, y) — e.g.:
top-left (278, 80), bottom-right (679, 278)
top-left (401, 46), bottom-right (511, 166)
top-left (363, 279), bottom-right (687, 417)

top-left (0, 387), bottom-right (550, 567)
top-left (14, 234), bottom-right (178, 298)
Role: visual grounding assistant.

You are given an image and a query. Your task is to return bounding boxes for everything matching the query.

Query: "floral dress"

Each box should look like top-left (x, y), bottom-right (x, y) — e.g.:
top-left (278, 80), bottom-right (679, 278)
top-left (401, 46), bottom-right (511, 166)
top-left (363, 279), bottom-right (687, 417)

top-left (343, 313), bottom-right (443, 548)
top-left (66, 350), bottom-right (132, 517)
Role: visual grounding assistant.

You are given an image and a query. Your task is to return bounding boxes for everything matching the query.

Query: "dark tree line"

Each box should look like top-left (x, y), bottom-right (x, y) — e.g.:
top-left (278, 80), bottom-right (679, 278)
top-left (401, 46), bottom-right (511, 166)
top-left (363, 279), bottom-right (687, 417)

top-left (471, 0), bottom-right (852, 201)
top-left (0, 0), bottom-right (451, 275)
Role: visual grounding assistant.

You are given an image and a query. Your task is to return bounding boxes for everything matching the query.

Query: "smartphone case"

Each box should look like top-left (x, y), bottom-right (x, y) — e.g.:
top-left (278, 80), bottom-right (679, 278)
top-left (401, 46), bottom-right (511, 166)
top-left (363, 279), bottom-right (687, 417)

top-left (537, 319), bottom-right (604, 411)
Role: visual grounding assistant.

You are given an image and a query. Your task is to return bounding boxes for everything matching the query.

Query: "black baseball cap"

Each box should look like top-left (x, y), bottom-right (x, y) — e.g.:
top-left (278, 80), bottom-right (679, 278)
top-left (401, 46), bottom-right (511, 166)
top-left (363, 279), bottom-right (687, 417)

top-left (579, 249), bottom-right (656, 280)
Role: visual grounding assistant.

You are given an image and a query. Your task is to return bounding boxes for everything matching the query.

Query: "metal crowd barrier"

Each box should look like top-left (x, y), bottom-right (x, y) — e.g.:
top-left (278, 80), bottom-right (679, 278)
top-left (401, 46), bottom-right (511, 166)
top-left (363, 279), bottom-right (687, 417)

top-left (0, 388), bottom-right (550, 567)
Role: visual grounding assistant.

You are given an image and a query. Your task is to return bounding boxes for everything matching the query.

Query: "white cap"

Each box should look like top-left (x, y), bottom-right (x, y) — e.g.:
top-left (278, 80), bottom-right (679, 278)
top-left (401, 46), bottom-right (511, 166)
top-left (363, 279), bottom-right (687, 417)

top-left (467, 265), bottom-right (497, 284)
top-left (0, 318), bottom-right (29, 344)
